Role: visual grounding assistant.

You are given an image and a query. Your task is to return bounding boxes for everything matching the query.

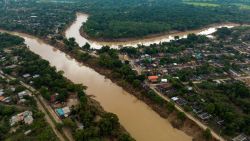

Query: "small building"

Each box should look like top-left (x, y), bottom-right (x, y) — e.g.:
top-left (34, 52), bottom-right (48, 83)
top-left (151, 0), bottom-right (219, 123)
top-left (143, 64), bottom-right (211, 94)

top-left (56, 108), bottom-right (64, 117)
top-left (0, 91), bottom-right (4, 96)
top-left (24, 129), bottom-right (32, 135)
top-left (50, 93), bottom-right (59, 103)
top-left (62, 107), bottom-right (70, 117)
top-left (56, 106), bottom-right (71, 118)
top-left (187, 86), bottom-right (193, 91)
top-left (161, 79), bottom-right (168, 83)
top-left (176, 98), bottom-right (188, 106)
top-left (148, 76), bottom-right (158, 83)
top-left (171, 96), bottom-right (179, 101)
top-left (6, 65), bottom-right (17, 69)
top-left (24, 115), bottom-right (34, 125)
top-left (229, 69), bottom-right (241, 77)
top-left (0, 96), bottom-right (5, 101)
top-left (2, 97), bottom-right (11, 103)
top-left (50, 95), bottom-right (56, 103)
top-left (22, 74), bottom-right (31, 78)
top-left (232, 133), bottom-right (249, 141)
top-left (10, 111), bottom-right (33, 126)
top-left (10, 87), bottom-right (16, 92)
top-left (32, 74), bottom-right (40, 78)
top-left (198, 113), bottom-right (212, 120)
top-left (19, 99), bottom-right (26, 103)
top-left (18, 90), bottom-right (30, 99)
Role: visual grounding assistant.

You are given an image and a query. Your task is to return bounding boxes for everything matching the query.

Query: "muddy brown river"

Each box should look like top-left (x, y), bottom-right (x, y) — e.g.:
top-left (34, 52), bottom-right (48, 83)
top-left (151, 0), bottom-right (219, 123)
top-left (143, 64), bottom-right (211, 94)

top-left (2, 31), bottom-right (192, 141)
top-left (65, 13), bottom-right (237, 49)
top-left (0, 14), bottom-right (236, 141)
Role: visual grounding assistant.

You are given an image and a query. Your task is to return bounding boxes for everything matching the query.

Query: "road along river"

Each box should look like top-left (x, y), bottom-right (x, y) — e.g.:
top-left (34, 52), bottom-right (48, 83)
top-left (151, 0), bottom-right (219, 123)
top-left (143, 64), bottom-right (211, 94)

top-left (65, 13), bottom-right (237, 49)
top-left (0, 30), bottom-right (193, 141)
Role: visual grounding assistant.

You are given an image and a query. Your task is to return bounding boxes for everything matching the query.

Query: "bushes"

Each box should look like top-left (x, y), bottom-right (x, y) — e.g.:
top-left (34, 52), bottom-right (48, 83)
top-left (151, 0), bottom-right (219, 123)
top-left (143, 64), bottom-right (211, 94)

top-left (99, 113), bottom-right (119, 136)
top-left (177, 112), bottom-right (186, 122)
top-left (145, 90), bottom-right (165, 106)
top-left (203, 128), bottom-right (212, 141)
top-left (0, 33), bottom-right (24, 49)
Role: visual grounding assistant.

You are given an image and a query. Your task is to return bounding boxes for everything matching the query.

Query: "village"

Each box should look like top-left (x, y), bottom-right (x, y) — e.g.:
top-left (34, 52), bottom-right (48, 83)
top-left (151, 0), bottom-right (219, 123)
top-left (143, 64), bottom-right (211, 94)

top-left (120, 27), bottom-right (250, 141)
top-left (0, 32), bottom-right (132, 141)
top-left (0, 44), bottom-right (78, 115)
top-left (0, 43), bottom-right (80, 140)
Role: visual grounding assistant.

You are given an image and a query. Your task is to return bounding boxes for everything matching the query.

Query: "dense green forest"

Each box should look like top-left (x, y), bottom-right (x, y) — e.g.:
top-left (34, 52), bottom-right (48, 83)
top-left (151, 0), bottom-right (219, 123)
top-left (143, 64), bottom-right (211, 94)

top-left (0, 33), bottom-right (24, 48)
top-left (82, 0), bottom-right (250, 39)
top-left (1, 0), bottom-right (250, 39)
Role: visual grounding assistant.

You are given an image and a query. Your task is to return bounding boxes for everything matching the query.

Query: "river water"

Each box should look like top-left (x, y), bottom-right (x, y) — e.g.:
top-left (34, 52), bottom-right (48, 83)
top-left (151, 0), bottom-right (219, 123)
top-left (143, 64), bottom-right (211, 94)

top-left (0, 31), bottom-right (192, 141)
top-left (0, 14), bottom-right (236, 141)
top-left (65, 13), bottom-right (237, 49)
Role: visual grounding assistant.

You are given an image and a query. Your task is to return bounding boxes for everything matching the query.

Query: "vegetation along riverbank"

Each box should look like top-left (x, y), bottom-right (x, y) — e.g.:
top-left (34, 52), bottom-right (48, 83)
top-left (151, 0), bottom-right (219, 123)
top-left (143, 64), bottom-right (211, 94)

top-left (0, 32), bottom-right (134, 141)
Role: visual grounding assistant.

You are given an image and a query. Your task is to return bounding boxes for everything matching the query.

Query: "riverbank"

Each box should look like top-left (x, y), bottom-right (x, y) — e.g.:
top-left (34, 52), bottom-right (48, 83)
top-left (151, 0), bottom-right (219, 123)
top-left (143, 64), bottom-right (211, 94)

top-left (79, 18), bottom-right (238, 43)
top-left (64, 13), bottom-right (239, 49)
top-left (0, 30), bottom-right (134, 140)
top-left (0, 28), bottom-right (220, 140)
top-left (37, 34), bottom-right (217, 140)
top-left (69, 52), bottom-right (219, 141)
top-left (2, 28), bottom-right (221, 140)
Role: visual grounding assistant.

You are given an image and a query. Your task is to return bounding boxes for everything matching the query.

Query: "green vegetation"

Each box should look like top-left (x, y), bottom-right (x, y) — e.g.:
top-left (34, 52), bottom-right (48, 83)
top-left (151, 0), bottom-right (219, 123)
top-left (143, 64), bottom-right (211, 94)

top-left (203, 128), bottom-right (212, 141)
top-left (1, 0), bottom-right (250, 40)
top-left (197, 80), bottom-right (250, 135)
top-left (0, 33), bottom-right (134, 141)
top-left (0, 33), bottom-right (24, 48)
top-left (0, 34), bottom-right (58, 141)
top-left (184, 2), bottom-right (219, 7)
top-left (0, 105), bottom-right (59, 141)
top-left (82, 0), bottom-right (250, 39)
top-left (120, 26), bottom-right (250, 139)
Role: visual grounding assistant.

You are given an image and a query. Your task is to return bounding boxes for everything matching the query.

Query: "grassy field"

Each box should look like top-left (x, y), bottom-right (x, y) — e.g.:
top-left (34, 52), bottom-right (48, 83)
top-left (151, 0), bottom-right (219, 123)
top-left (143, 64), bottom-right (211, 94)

top-left (184, 2), bottom-right (220, 7)
top-left (183, 0), bottom-right (250, 9)
top-left (234, 3), bottom-right (250, 10)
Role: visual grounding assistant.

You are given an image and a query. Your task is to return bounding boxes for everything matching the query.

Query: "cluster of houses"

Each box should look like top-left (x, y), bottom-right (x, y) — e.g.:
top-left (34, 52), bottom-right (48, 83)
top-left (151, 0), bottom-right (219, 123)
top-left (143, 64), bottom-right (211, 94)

top-left (147, 75), bottom-right (168, 83)
top-left (10, 111), bottom-right (34, 126)
top-left (0, 88), bottom-right (11, 103)
top-left (153, 77), bottom-right (214, 119)
top-left (18, 90), bottom-right (32, 103)
top-left (232, 133), bottom-right (250, 141)
top-left (171, 96), bottom-right (188, 106)
top-left (0, 79), bottom-right (33, 104)
top-left (132, 39), bottom-right (250, 83)
top-left (50, 94), bottom-right (71, 119)
top-left (55, 106), bottom-right (71, 118)
top-left (0, 50), bottom-right (38, 105)
top-left (0, 85), bottom-right (16, 103)
top-left (22, 73), bottom-right (40, 85)
top-left (129, 38), bottom-right (250, 140)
